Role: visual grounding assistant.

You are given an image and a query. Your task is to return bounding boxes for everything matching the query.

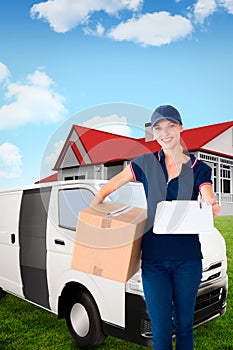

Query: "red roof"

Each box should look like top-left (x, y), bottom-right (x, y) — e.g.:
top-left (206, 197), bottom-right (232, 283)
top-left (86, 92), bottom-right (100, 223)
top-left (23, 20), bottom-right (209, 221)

top-left (179, 121), bottom-right (233, 151)
top-left (54, 125), bottom-right (159, 170)
top-left (75, 124), bottom-right (159, 161)
top-left (54, 121), bottom-right (233, 171)
top-left (35, 172), bottom-right (58, 184)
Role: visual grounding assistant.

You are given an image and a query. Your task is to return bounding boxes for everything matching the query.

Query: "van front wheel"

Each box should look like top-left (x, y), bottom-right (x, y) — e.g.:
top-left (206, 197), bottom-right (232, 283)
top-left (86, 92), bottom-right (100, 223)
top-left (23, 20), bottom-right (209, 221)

top-left (65, 290), bottom-right (106, 347)
top-left (0, 288), bottom-right (6, 298)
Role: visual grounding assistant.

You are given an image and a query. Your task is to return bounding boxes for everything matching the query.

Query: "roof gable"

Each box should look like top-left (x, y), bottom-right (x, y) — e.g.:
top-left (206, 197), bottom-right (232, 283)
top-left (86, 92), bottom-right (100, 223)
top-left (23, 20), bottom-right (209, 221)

top-left (180, 121), bottom-right (233, 151)
top-left (203, 126), bottom-right (233, 155)
top-left (54, 125), bottom-right (158, 170)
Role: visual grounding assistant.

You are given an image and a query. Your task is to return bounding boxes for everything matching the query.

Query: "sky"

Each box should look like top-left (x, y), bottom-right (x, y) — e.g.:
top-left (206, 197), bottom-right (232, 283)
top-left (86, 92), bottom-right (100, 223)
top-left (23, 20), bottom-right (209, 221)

top-left (0, 0), bottom-right (233, 189)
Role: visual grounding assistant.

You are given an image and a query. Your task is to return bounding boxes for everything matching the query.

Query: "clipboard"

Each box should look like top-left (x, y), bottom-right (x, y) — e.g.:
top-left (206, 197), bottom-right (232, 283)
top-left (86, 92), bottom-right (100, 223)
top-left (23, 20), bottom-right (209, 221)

top-left (153, 200), bottom-right (214, 234)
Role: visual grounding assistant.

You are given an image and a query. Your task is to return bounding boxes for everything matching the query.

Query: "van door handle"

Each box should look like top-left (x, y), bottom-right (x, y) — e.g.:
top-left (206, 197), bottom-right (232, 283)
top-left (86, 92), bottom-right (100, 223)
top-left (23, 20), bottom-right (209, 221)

top-left (11, 234), bottom-right (16, 244)
top-left (54, 239), bottom-right (65, 246)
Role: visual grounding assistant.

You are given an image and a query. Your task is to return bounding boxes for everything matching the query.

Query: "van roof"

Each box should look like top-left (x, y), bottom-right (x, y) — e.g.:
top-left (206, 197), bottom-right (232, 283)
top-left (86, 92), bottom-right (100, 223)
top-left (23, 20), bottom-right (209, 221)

top-left (0, 179), bottom-right (109, 194)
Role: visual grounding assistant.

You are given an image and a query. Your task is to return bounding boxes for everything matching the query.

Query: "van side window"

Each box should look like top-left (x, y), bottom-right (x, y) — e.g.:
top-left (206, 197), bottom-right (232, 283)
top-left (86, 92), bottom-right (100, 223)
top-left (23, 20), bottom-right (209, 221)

top-left (58, 188), bottom-right (94, 230)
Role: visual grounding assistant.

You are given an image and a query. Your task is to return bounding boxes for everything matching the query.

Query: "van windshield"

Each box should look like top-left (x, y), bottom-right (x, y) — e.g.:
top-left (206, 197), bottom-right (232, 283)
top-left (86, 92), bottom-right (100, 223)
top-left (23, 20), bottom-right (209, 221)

top-left (99, 182), bottom-right (147, 209)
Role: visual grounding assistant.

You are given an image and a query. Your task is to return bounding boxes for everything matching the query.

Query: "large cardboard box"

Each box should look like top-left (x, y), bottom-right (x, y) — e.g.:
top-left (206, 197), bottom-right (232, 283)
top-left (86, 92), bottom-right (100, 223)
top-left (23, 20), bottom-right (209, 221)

top-left (71, 202), bottom-right (147, 283)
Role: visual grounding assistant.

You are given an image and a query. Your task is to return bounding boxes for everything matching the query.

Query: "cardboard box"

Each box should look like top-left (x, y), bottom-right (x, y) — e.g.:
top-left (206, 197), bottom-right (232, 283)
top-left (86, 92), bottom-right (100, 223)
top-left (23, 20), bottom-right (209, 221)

top-left (71, 202), bottom-right (147, 283)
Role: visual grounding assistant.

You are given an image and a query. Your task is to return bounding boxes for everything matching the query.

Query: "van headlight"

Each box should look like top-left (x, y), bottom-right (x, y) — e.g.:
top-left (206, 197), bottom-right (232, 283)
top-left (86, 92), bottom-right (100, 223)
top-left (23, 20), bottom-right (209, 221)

top-left (126, 270), bottom-right (144, 295)
top-left (221, 258), bottom-right (227, 277)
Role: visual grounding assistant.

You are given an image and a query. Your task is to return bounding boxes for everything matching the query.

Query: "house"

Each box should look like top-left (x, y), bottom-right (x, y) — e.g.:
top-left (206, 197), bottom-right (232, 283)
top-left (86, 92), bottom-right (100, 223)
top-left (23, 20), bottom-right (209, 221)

top-left (39, 120), bottom-right (233, 215)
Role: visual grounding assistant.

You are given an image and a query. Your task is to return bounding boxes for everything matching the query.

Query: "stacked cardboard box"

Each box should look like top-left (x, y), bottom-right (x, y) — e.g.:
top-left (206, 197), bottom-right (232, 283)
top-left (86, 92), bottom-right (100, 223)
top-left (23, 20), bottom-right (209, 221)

top-left (71, 201), bottom-right (147, 283)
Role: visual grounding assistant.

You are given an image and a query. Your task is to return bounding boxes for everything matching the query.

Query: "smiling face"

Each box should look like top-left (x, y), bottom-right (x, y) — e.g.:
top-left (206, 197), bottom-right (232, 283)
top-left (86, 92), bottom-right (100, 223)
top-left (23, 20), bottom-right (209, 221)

top-left (153, 119), bottom-right (183, 150)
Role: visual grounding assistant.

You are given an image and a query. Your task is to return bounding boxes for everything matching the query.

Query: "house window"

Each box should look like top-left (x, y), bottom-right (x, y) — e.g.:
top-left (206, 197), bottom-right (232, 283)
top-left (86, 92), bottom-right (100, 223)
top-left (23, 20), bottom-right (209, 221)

top-left (58, 188), bottom-right (94, 230)
top-left (64, 175), bottom-right (86, 181)
top-left (213, 163), bottom-right (217, 192)
top-left (64, 176), bottom-right (74, 181)
top-left (75, 175), bottom-right (86, 180)
top-left (220, 165), bottom-right (231, 194)
top-left (199, 153), bottom-right (218, 163)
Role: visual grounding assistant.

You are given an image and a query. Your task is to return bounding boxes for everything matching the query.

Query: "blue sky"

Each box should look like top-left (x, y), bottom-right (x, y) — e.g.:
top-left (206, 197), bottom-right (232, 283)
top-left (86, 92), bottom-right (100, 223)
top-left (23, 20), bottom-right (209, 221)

top-left (0, 0), bottom-right (233, 188)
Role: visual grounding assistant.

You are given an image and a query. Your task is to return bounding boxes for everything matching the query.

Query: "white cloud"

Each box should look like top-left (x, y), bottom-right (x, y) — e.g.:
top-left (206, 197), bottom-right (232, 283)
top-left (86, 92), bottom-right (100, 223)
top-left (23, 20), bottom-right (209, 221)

top-left (108, 11), bottom-right (193, 46)
top-left (219, 0), bottom-right (233, 14)
top-left (29, 0), bottom-right (233, 46)
top-left (190, 0), bottom-right (233, 24)
top-left (0, 62), bottom-right (10, 84)
top-left (193, 0), bottom-right (217, 23)
top-left (0, 143), bottom-right (22, 179)
top-left (83, 22), bottom-right (105, 37)
top-left (0, 67), bottom-right (67, 129)
top-left (82, 114), bottom-right (133, 136)
top-left (30, 0), bottom-right (142, 33)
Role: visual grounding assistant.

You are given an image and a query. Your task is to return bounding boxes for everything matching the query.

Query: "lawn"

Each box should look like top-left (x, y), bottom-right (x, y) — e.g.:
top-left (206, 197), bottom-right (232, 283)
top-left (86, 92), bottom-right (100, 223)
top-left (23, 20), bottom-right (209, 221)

top-left (0, 216), bottom-right (232, 350)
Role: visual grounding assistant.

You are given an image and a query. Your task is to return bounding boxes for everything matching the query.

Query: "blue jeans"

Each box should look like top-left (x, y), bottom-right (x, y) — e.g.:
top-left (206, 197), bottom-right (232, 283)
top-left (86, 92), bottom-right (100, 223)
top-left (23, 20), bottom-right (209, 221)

top-left (142, 259), bottom-right (202, 350)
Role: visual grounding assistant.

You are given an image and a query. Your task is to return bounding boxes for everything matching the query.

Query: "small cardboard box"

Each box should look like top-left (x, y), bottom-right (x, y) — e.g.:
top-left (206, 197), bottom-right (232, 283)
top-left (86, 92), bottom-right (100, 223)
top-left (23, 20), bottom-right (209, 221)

top-left (71, 202), bottom-right (147, 283)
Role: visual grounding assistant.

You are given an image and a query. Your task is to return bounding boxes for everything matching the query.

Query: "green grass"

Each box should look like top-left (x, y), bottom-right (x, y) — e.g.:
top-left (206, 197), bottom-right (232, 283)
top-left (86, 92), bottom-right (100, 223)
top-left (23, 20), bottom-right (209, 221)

top-left (0, 216), bottom-right (232, 350)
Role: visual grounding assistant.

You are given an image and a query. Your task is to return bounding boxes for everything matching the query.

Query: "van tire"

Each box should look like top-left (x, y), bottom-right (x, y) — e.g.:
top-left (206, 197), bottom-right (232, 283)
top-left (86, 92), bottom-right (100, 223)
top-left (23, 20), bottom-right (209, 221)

top-left (0, 288), bottom-right (6, 298)
top-left (65, 289), bottom-right (106, 347)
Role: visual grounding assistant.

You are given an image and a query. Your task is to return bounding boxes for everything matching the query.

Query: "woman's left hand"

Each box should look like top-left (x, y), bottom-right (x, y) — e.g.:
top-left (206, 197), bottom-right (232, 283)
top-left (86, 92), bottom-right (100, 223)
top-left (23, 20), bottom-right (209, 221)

top-left (205, 199), bottom-right (221, 218)
top-left (200, 185), bottom-right (221, 218)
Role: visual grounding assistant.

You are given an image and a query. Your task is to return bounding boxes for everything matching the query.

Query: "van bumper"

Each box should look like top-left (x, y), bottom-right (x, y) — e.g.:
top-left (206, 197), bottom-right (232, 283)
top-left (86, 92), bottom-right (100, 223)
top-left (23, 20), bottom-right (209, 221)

top-left (103, 274), bottom-right (228, 347)
top-left (193, 274), bottom-right (228, 326)
top-left (103, 292), bottom-right (153, 347)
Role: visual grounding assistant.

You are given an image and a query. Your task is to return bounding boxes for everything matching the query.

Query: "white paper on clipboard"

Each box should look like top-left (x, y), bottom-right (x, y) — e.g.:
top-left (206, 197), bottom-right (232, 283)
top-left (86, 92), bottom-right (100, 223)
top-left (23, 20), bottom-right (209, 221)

top-left (153, 200), bottom-right (214, 234)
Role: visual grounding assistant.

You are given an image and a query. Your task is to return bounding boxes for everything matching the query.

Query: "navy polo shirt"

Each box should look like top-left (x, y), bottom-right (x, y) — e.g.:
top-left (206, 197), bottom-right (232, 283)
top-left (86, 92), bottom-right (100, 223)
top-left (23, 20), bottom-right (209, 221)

top-left (130, 150), bottom-right (212, 261)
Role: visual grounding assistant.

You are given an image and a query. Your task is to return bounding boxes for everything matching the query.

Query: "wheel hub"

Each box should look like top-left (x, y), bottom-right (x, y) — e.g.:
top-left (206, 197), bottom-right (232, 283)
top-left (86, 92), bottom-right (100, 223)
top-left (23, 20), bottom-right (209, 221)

top-left (70, 303), bottom-right (90, 337)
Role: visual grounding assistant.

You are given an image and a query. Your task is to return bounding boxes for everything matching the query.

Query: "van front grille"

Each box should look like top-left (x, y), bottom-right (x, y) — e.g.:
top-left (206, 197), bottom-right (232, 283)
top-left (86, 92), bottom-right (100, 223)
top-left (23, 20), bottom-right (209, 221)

top-left (195, 288), bottom-right (222, 311)
top-left (141, 287), bottom-right (223, 338)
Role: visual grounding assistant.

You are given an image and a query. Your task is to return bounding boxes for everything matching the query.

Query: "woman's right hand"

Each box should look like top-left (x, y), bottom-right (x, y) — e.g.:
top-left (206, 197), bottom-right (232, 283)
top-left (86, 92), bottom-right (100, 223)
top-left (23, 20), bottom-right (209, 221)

top-left (90, 164), bottom-right (134, 208)
top-left (90, 194), bottom-right (104, 207)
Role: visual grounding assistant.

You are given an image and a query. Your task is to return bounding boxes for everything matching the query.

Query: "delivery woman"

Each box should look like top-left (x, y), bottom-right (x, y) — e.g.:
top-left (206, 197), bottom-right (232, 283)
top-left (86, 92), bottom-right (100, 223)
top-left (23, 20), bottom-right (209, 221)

top-left (91, 105), bottom-right (221, 350)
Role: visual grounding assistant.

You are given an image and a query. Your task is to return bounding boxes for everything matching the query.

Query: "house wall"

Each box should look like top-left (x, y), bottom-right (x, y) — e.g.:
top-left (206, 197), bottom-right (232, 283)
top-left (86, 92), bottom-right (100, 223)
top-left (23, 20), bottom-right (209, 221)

top-left (58, 163), bottom-right (122, 181)
top-left (145, 122), bottom-right (154, 142)
top-left (61, 146), bottom-right (78, 168)
top-left (59, 165), bottom-right (94, 181)
top-left (221, 202), bottom-right (233, 216)
top-left (106, 164), bottom-right (124, 180)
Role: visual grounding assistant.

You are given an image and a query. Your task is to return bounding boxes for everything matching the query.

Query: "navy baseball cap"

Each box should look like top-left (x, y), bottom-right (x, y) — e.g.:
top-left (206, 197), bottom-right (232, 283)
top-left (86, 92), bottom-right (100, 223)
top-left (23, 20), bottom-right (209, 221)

top-left (151, 105), bottom-right (182, 127)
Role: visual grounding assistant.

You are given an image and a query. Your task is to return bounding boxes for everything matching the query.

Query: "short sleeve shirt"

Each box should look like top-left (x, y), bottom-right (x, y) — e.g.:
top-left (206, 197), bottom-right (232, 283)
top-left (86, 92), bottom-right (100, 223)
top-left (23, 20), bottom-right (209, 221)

top-left (130, 150), bottom-right (212, 261)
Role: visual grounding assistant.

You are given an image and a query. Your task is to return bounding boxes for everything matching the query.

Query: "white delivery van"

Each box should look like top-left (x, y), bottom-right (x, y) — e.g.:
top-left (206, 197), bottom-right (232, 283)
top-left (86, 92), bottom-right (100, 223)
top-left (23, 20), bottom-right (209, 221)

top-left (0, 180), bottom-right (228, 347)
